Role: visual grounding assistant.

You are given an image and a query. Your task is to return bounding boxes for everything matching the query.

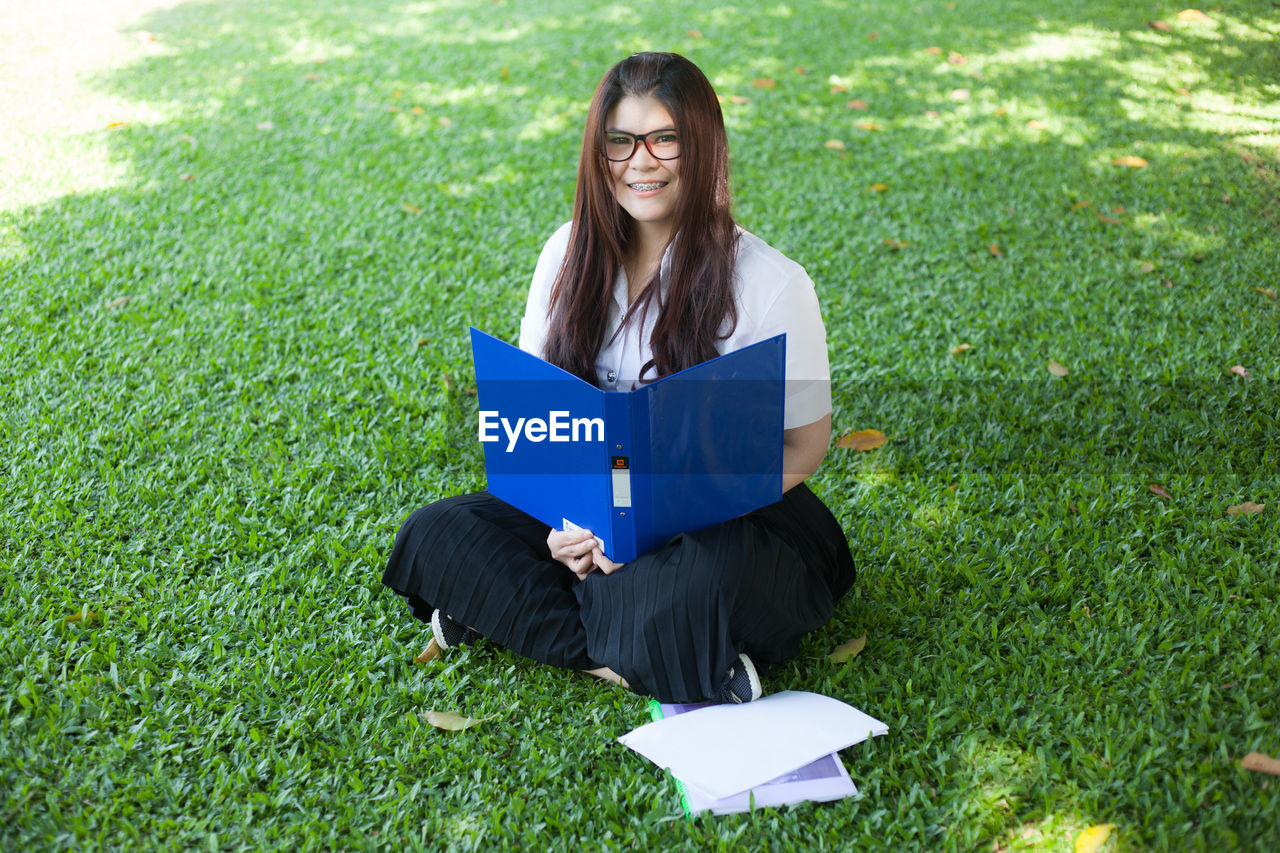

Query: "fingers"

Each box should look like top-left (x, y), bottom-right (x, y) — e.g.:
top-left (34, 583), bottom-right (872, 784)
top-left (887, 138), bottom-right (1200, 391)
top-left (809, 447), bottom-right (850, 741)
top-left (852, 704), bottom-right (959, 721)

top-left (592, 548), bottom-right (625, 575)
top-left (548, 528), bottom-right (600, 578)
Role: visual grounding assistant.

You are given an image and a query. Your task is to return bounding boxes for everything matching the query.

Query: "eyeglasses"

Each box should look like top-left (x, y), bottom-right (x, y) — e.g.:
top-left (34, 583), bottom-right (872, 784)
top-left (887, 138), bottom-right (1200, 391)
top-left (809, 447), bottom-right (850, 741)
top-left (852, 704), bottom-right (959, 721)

top-left (604, 128), bottom-right (680, 162)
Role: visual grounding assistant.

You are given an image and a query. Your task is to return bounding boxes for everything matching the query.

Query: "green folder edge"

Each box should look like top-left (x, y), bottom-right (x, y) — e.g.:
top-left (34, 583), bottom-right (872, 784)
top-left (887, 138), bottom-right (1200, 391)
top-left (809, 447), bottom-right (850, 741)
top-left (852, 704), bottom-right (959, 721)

top-left (646, 699), bottom-right (695, 819)
top-left (645, 699), bottom-right (760, 819)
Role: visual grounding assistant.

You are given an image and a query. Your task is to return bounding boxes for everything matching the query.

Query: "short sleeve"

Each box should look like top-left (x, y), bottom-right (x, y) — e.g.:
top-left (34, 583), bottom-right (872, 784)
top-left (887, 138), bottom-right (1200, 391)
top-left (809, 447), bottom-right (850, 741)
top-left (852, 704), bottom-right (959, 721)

top-left (518, 221), bottom-right (574, 357)
top-left (756, 270), bottom-right (832, 430)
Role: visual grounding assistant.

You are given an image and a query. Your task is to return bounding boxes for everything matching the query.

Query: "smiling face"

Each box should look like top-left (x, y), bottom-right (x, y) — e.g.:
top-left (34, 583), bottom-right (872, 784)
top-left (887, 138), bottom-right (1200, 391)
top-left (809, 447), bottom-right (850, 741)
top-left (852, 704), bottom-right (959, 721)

top-left (605, 94), bottom-right (681, 242)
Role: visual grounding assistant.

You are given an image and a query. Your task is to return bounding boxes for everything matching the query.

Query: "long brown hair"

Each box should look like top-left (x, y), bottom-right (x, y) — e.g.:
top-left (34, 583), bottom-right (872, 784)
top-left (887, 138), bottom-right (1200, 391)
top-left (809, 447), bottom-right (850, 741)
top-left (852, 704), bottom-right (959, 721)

top-left (543, 52), bottom-right (739, 383)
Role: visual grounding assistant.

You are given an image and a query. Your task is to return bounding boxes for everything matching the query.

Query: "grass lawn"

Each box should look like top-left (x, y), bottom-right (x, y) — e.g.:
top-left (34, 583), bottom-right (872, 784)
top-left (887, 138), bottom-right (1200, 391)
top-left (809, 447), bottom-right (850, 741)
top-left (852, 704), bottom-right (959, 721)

top-left (3, 0), bottom-right (1278, 848)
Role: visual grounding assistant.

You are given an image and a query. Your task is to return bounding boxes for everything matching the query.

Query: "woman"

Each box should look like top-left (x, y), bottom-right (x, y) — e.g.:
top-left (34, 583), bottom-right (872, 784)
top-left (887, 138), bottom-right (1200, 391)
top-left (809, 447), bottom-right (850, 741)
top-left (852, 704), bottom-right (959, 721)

top-left (383, 52), bottom-right (855, 704)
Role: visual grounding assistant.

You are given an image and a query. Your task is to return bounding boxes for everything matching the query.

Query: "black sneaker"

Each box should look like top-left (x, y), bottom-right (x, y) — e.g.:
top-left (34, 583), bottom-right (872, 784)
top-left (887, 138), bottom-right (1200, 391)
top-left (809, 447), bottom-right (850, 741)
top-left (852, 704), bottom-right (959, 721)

top-left (716, 653), bottom-right (763, 704)
top-left (431, 609), bottom-right (477, 650)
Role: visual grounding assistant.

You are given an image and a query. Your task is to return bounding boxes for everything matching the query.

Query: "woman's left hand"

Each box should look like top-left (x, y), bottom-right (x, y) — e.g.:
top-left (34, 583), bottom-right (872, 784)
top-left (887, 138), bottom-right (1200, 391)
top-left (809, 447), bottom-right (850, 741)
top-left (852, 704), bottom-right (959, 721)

top-left (592, 549), bottom-right (625, 575)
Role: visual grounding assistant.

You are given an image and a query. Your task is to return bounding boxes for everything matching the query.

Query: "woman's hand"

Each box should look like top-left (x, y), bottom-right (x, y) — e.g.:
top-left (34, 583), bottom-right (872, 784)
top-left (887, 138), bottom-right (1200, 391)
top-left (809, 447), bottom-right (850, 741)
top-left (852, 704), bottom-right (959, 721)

top-left (547, 527), bottom-right (602, 581)
top-left (591, 549), bottom-right (625, 575)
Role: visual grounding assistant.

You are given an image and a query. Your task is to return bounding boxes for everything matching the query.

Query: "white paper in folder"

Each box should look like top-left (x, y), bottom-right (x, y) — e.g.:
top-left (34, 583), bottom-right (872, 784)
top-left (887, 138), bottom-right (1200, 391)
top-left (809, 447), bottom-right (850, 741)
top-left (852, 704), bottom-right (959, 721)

top-left (618, 691), bottom-right (889, 800)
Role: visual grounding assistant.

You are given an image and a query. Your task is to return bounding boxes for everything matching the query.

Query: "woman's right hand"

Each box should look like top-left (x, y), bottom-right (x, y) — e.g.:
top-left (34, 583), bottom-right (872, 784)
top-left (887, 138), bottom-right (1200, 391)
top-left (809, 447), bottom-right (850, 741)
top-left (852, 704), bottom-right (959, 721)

top-left (547, 528), bottom-right (601, 581)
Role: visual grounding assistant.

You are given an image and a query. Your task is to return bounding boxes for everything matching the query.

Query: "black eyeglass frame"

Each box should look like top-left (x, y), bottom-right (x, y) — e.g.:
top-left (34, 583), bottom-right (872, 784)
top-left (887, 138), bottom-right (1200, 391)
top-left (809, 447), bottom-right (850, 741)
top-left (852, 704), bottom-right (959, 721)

top-left (603, 128), bottom-right (681, 162)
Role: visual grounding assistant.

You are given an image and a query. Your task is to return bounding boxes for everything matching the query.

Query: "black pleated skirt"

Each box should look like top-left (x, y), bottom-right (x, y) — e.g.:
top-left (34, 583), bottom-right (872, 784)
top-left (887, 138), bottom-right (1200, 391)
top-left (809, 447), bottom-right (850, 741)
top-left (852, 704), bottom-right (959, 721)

top-left (382, 484), bottom-right (855, 703)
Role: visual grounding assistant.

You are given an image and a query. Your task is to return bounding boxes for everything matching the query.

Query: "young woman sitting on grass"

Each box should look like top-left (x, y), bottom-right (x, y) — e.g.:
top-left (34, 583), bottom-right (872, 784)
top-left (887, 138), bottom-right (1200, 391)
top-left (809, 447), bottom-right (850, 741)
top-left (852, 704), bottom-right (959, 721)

top-left (383, 52), bottom-right (855, 704)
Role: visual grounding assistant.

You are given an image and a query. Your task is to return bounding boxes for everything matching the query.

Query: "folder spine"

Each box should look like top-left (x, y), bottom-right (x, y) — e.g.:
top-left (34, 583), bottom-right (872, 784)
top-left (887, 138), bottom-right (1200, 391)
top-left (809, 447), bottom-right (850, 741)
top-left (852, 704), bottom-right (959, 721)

top-left (602, 392), bottom-right (637, 561)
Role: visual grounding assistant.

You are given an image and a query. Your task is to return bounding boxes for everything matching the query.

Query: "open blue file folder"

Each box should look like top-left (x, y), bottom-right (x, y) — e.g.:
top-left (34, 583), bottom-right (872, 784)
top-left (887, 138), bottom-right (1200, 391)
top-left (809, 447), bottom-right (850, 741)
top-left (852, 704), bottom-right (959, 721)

top-left (470, 328), bottom-right (785, 562)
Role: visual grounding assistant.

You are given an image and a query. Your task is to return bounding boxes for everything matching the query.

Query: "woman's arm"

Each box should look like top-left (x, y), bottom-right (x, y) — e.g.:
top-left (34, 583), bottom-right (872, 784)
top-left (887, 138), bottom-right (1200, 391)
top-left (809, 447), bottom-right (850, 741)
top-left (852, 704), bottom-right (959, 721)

top-left (782, 413), bottom-right (832, 493)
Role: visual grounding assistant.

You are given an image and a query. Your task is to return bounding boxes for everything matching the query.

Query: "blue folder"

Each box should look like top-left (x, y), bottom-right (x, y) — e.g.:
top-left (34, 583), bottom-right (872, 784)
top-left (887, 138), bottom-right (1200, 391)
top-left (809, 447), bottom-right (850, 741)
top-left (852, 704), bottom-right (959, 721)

top-left (470, 328), bottom-right (785, 562)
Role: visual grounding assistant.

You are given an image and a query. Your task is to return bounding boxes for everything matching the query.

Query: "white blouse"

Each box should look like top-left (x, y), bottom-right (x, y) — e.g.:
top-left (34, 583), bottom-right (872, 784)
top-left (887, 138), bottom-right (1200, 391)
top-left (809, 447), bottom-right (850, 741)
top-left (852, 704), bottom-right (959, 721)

top-left (518, 221), bottom-right (832, 430)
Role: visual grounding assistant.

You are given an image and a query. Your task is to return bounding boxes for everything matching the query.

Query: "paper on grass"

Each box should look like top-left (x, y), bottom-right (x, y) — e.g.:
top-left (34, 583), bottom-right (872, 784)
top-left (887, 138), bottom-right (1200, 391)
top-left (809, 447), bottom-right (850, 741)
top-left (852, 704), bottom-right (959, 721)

top-left (656, 701), bottom-right (858, 815)
top-left (619, 691), bottom-right (888, 800)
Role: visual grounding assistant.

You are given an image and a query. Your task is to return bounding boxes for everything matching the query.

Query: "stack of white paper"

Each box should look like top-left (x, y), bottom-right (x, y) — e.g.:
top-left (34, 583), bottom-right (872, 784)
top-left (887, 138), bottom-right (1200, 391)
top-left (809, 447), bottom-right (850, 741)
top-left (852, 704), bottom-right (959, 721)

top-left (618, 691), bottom-right (889, 813)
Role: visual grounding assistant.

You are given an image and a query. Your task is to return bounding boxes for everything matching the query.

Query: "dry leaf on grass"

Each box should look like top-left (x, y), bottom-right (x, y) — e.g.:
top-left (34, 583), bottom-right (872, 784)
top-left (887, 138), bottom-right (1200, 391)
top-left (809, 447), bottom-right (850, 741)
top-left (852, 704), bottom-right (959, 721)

top-left (730, 95), bottom-right (750, 105)
top-left (836, 429), bottom-right (887, 451)
top-left (1075, 824), bottom-right (1116, 853)
top-left (868, 183), bottom-right (889, 192)
top-left (1177, 9), bottom-right (1212, 23)
top-left (415, 638), bottom-right (442, 663)
top-left (1148, 20), bottom-right (1173, 31)
top-left (106, 296), bottom-right (131, 310)
top-left (1026, 120), bottom-right (1047, 130)
top-left (423, 710), bottom-right (489, 731)
top-left (1113, 155), bottom-right (1148, 168)
top-left (857, 121), bottom-right (883, 131)
top-left (950, 343), bottom-right (973, 355)
top-left (1241, 751), bottom-right (1280, 776)
top-left (1229, 365), bottom-right (1251, 380)
top-left (1047, 358), bottom-right (1069, 377)
top-left (1252, 287), bottom-right (1277, 300)
top-left (1096, 214), bottom-right (1123, 225)
top-left (1072, 200), bottom-right (1092, 210)
top-left (947, 51), bottom-right (967, 65)
top-left (1226, 502), bottom-right (1265, 516)
top-left (882, 238), bottom-right (909, 250)
top-left (829, 635), bottom-right (867, 663)
top-left (824, 139), bottom-right (846, 151)
top-left (1149, 484), bottom-right (1173, 500)
top-left (401, 202), bottom-right (423, 215)
top-left (1140, 263), bottom-right (1156, 273)
top-left (846, 99), bottom-right (869, 110)
top-left (685, 29), bottom-right (703, 38)
top-left (752, 78), bottom-right (777, 89)
top-left (989, 244), bottom-right (1004, 257)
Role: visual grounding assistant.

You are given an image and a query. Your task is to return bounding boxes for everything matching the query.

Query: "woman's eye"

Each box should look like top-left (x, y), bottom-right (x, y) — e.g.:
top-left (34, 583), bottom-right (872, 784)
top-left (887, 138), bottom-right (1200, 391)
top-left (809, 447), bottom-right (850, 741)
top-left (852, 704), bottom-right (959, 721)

top-left (607, 135), bottom-right (633, 145)
top-left (656, 133), bottom-right (678, 144)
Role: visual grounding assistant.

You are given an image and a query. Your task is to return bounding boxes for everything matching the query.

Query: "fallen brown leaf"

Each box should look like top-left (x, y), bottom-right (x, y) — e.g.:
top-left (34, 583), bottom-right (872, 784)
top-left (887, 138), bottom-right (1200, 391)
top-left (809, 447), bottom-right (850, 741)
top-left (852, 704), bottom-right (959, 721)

top-left (989, 243), bottom-right (1004, 257)
top-left (730, 95), bottom-right (751, 105)
top-left (686, 29), bottom-right (703, 38)
top-left (836, 429), bottom-right (887, 451)
top-left (1113, 155), bottom-right (1148, 168)
top-left (423, 710), bottom-right (489, 731)
top-left (882, 238), bottom-right (909, 251)
top-left (1072, 200), bottom-right (1093, 210)
top-left (1226, 502), bottom-right (1265, 516)
top-left (829, 83), bottom-right (849, 94)
top-left (1140, 262), bottom-right (1156, 273)
top-left (793, 66), bottom-right (808, 75)
top-left (410, 106), bottom-right (425, 115)
top-left (752, 78), bottom-right (778, 89)
top-left (415, 638), bottom-right (442, 663)
top-left (857, 121), bottom-right (883, 131)
top-left (829, 635), bottom-right (867, 663)
top-left (868, 183), bottom-right (889, 192)
top-left (925, 46), bottom-right (943, 55)
top-left (1026, 120), bottom-right (1047, 130)
top-left (1241, 752), bottom-right (1280, 776)
top-left (106, 296), bottom-right (130, 310)
top-left (950, 343), bottom-right (973, 355)
top-left (1148, 20), bottom-right (1172, 31)
top-left (824, 139), bottom-right (846, 151)
top-left (1096, 214), bottom-right (1123, 225)
top-left (1177, 9), bottom-right (1212, 23)
top-left (1229, 365), bottom-right (1251, 380)
top-left (1254, 287), bottom-right (1278, 300)
top-left (1075, 824), bottom-right (1117, 853)
top-left (947, 51), bottom-right (968, 65)
top-left (1149, 483), bottom-right (1172, 500)
top-left (1047, 358), bottom-right (1069, 377)
top-left (846, 99), bottom-right (869, 110)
